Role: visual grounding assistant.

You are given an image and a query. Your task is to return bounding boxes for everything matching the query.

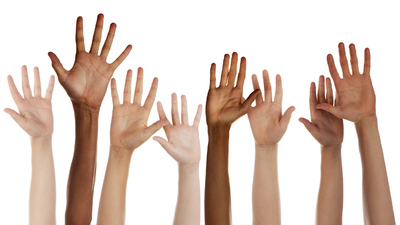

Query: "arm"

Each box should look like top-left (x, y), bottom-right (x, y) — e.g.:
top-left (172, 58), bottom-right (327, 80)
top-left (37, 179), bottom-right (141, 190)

top-left (316, 43), bottom-right (395, 225)
top-left (205, 52), bottom-right (259, 225)
top-left (97, 68), bottom-right (167, 225)
top-left (153, 93), bottom-right (202, 225)
top-left (248, 71), bottom-right (295, 225)
top-left (299, 76), bottom-right (344, 225)
top-left (4, 66), bottom-right (56, 225)
top-left (48, 14), bottom-right (131, 224)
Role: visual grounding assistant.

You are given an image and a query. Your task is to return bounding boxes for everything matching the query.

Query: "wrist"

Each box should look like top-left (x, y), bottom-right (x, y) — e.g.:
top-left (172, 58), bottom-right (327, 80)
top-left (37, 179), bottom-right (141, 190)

top-left (355, 114), bottom-right (378, 129)
top-left (255, 143), bottom-right (278, 151)
top-left (110, 145), bottom-right (133, 158)
top-left (72, 101), bottom-right (101, 114)
top-left (178, 162), bottom-right (200, 171)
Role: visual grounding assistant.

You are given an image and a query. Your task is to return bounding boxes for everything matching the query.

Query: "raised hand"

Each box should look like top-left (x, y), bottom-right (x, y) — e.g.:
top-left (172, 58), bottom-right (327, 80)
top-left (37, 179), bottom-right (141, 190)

top-left (299, 76), bottom-right (344, 147)
top-left (153, 93), bottom-right (202, 166)
top-left (48, 14), bottom-right (132, 110)
top-left (206, 52), bottom-right (260, 127)
top-left (315, 43), bottom-right (375, 123)
top-left (110, 68), bottom-right (168, 154)
top-left (4, 66), bottom-right (55, 138)
top-left (247, 70), bottom-right (295, 147)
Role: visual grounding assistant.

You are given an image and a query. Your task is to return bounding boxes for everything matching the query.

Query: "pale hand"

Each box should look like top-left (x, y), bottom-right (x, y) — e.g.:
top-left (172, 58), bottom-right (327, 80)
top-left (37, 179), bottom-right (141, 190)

top-left (299, 76), bottom-right (344, 148)
top-left (206, 52), bottom-right (259, 127)
top-left (48, 14), bottom-right (132, 110)
top-left (4, 66), bottom-right (55, 138)
top-left (110, 68), bottom-right (168, 154)
top-left (247, 70), bottom-right (295, 147)
top-left (316, 43), bottom-right (376, 123)
top-left (153, 93), bottom-right (202, 165)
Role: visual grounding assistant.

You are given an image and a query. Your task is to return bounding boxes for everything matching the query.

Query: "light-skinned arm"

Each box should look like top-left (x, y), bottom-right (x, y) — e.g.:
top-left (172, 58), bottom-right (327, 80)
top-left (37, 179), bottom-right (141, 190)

top-left (299, 75), bottom-right (344, 225)
top-left (248, 71), bottom-right (295, 225)
top-left (153, 93), bottom-right (202, 225)
top-left (48, 14), bottom-right (131, 225)
top-left (97, 68), bottom-right (168, 225)
top-left (205, 52), bottom-right (260, 225)
top-left (4, 66), bottom-right (56, 225)
top-left (316, 43), bottom-right (395, 225)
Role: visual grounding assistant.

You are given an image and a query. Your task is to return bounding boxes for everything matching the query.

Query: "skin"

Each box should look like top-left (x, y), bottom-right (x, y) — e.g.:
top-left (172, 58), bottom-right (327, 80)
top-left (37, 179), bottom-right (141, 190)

top-left (4, 66), bottom-right (56, 225)
top-left (153, 93), bottom-right (203, 225)
top-left (48, 14), bottom-right (132, 225)
top-left (316, 43), bottom-right (395, 225)
top-left (205, 52), bottom-right (259, 225)
top-left (97, 68), bottom-right (168, 225)
top-left (248, 70), bottom-right (295, 225)
top-left (299, 75), bottom-right (344, 225)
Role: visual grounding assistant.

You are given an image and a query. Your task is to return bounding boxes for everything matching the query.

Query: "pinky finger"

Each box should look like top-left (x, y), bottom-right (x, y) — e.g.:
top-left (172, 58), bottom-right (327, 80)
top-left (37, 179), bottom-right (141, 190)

top-left (45, 75), bottom-right (56, 100)
top-left (192, 104), bottom-right (203, 128)
top-left (110, 45), bottom-right (132, 72)
top-left (111, 78), bottom-right (120, 106)
top-left (4, 108), bottom-right (26, 127)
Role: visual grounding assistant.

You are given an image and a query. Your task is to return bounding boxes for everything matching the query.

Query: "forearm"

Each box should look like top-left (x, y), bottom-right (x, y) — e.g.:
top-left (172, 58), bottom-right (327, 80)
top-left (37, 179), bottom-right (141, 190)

top-left (316, 145), bottom-right (343, 225)
top-left (355, 116), bottom-right (395, 225)
top-left (205, 125), bottom-right (231, 225)
top-left (252, 144), bottom-right (280, 225)
top-left (66, 102), bottom-right (100, 225)
top-left (30, 136), bottom-right (56, 225)
top-left (173, 164), bottom-right (200, 225)
top-left (97, 147), bottom-right (132, 225)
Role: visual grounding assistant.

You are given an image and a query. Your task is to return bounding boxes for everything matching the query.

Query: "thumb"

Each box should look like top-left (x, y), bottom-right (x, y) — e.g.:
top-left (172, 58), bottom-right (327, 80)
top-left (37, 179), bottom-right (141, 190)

top-left (280, 106), bottom-right (296, 130)
top-left (143, 118), bottom-right (170, 140)
top-left (239, 89), bottom-right (260, 116)
top-left (48, 52), bottom-right (68, 82)
top-left (316, 103), bottom-right (343, 119)
top-left (4, 108), bottom-right (26, 128)
top-left (153, 136), bottom-right (174, 153)
top-left (298, 117), bottom-right (319, 136)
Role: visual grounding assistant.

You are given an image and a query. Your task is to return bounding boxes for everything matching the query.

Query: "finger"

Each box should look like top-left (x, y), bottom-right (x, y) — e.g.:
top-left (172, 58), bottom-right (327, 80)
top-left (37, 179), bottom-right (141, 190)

top-left (298, 117), bottom-right (319, 136)
top-left (338, 42), bottom-right (351, 77)
top-left (110, 78), bottom-right (120, 106)
top-left (262, 70), bottom-right (272, 103)
top-left (236, 56), bottom-right (246, 89)
top-left (309, 82), bottom-right (317, 111)
top-left (110, 45), bottom-right (132, 71)
top-left (75, 16), bottom-right (85, 53)
top-left (363, 48), bottom-right (371, 76)
top-left (157, 101), bottom-right (169, 121)
top-left (21, 66), bottom-right (32, 98)
top-left (100, 23), bottom-right (116, 59)
top-left (89, 14), bottom-right (104, 54)
top-left (45, 75), bottom-right (56, 100)
top-left (227, 52), bottom-right (238, 87)
top-left (7, 75), bottom-right (23, 104)
top-left (274, 74), bottom-right (283, 104)
top-left (349, 43), bottom-right (360, 75)
top-left (48, 52), bottom-right (68, 82)
top-left (317, 75), bottom-right (325, 104)
top-left (280, 106), bottom-right (296, 131)
top-left (326, 78), bottom-right (333, 105)
top-left (326, 54), bottom-right (341, 85)
top-left (171, 93), bottom-right (180, 125)
top-left (316, 103), bottom-right (343, 119)
top-left (143, 119), bottom-right (170, 140)
top-left (192, 104), bottom-right (203, 128)
top-left (210, 63), bottom-right (216, 89)
top-left (239, 89), bottom-right (261, 116)
top-left (133, 67), bottom-right (143, 105)
top-left (123, 70), bottom-right (133, 104)
top-left (181, 95), bottom-right (189, 125)
top-left (219, 54), bottom-right (230, 87)
top-left (4, 108), bottom-right (26, 127)
top-left (33, 67), bottom-right (42, 97)
top-left (251, 74), bottom-right (262, 105)
top-left (153, 136), bottom-right (174, 153)
top-left (143, 77), bottom-right (158, 111)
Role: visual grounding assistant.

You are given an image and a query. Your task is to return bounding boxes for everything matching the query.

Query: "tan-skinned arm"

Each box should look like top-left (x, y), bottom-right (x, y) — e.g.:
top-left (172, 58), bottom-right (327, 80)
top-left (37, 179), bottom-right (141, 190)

top-left (299, 75), bottom-right (344, 225)
top-left (153, 93), bottom-right (202, 225)
top-left (205, 52), bottom-right (259, 225)
top-left (97, 69), bottom-right (168, 225)
top-left (5, 66), bottom-right (56, 225)
top-left (316, 43), bottom-right (395, 225)
top-left (248, 71), bottom-right (295, 225)
top-left (48, 14), bottom-right (131, 225)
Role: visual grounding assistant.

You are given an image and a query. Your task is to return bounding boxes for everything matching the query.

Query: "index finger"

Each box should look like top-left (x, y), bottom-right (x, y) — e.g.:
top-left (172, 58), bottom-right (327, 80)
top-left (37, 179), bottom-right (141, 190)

top-left (75, 16), bottom-right (85, 53)
top-left (236, 56), bottom-right (246, 90)
top-left (7, 75), bottom-right (23, 104)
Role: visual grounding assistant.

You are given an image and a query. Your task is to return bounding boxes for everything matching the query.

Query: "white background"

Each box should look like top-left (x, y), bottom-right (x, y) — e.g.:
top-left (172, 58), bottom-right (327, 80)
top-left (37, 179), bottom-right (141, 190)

top-left (0, 0), bottom-right (399, 224)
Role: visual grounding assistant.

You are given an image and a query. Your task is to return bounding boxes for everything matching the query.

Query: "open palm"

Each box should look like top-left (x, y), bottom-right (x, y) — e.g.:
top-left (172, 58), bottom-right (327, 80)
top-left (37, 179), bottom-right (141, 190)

top-left (4, 66), bottom-right (55, 138)
top-left (48, 14), bottom-right (131, 110)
